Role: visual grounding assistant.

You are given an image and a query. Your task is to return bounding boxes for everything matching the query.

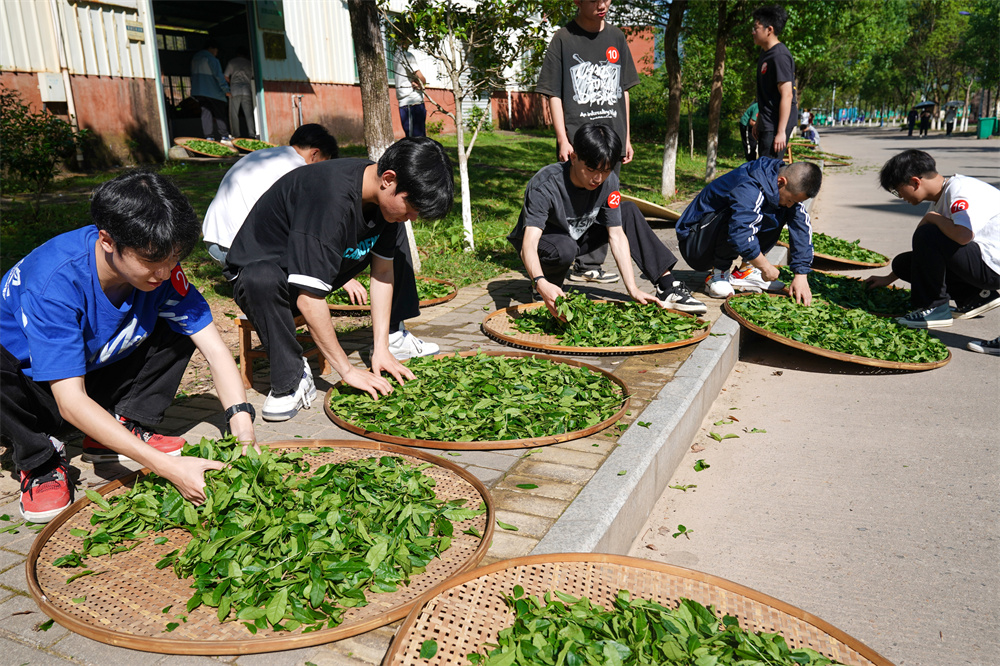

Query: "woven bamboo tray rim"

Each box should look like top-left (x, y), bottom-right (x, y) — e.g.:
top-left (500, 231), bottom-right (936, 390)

top-left (26, 440), bottom-right (494, 655)
top-left (327, 277), bottom-right (458, 312)
top-left (324, 350), bottom-right (630, 450)
top-left (620, 193), bottom-right (681, 220)
top-left (724, 293), bottom-right (951, 370)
top-left (777, 240), bottom-right (889, 267)
top-left (383, 553), bottom-right (894, 666)
top-left (172, 136), bottom-right (239, 157)
top-left (482, 301), bottom-right (711, 356)
top-left (231, 137), bottom-right (277, 152)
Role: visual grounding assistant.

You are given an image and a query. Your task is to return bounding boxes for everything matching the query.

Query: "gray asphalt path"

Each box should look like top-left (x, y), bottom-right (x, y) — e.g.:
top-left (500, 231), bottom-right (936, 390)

top-left (631, 127), bottom-right (1000, 666)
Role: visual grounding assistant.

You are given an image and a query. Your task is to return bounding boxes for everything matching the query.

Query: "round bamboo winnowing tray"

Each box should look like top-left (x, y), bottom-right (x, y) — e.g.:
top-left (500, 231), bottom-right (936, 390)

top-left (482, 301), bottom-right (711, 355)
top-left (327, 277), bottom-right (457, 312)
top-left (383, 554), bottom-right (894, 666)
top-left (172, 136), bottom-right (239, 158)
top-left (724, 293), bottom-right (951, 371)
top-left (778, 240), bottom-right (889, 267)
top-left (324, 350), bottom-right (630, 450)
top-left (778, 275), bottom-right (911, 318)
top-left (232, 138), bottom-right (276, 152)
top-left (26, 441), bottom-right (494, 655)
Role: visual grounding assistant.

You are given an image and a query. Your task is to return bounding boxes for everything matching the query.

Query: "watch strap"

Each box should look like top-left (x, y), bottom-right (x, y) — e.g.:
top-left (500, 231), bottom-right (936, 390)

top-left (225, 402), bottom-right (256, 423)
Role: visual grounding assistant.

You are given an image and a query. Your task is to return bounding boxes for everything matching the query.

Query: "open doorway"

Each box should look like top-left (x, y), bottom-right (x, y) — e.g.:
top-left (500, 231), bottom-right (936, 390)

top-left (152, 0), bottom-right (259, 141)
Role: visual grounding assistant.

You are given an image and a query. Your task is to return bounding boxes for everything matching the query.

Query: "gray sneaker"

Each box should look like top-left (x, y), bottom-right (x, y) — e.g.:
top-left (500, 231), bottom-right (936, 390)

top-left (952, 290), bottom-right (1000, 320)
top-left (967, 336), bottom-right (1000, 355)
top-left (896, 303), bottom-right (953, 329)
top-left (569, 268), bottom-right (620, 284)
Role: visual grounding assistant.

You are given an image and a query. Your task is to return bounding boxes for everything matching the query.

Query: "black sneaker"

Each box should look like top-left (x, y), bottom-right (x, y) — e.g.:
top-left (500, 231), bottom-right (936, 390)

top-left (967, 335), bottom-right (1000, 355)
top-left (656, 281), bottom-right (708, 315)
top-left (568, 268), bottom-right (620, 284)
top-left (952, 290), bottom-right (1000, 320)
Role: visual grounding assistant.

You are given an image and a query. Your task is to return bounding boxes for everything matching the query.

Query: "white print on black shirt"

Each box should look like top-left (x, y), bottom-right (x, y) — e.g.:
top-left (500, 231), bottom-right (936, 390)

top-left (570, 55), bottom-right (622, 108)
top-left (567, 208), bottom-right (600, 240)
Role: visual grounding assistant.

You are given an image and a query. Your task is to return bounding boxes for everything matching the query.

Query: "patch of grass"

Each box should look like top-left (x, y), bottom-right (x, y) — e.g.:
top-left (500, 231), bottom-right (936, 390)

top-left (2, 134), bottom-right (744, 297)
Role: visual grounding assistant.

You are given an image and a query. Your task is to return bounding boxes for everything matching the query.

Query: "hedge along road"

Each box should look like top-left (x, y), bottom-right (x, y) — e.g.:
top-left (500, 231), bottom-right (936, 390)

top-left (631, 126), bottom-right (1000, 666)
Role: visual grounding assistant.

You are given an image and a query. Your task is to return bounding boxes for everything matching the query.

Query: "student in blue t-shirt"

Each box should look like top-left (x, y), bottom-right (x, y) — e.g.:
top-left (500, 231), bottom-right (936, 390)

top-left (0, 171), bottom-right (259, 523)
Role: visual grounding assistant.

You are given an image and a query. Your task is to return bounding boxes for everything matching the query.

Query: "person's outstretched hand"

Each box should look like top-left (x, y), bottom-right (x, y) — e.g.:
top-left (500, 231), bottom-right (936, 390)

top-left (342, 279), bottom-right (368, 305)
top-left (158, 455), bottom-right (226, 505)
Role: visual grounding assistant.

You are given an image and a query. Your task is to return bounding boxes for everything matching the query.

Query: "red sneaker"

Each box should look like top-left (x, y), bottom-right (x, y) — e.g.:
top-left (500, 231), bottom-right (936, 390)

top-left (82, 416), bottom-right (185, 463)
top-left (19, 457), bottom-right (74, 523)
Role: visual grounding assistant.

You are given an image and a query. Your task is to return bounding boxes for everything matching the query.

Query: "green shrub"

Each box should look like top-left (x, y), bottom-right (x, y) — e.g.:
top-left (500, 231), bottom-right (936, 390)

top-left (0, 86), bottom-right (90, 216)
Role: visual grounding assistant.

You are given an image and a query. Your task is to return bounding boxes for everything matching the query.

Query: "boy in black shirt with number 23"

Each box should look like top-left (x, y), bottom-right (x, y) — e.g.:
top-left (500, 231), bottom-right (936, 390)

top-left (508, 123), bottom-right (706, 317)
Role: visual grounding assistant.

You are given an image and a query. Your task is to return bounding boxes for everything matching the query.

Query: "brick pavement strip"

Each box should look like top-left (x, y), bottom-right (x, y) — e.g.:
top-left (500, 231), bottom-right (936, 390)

top-left (0, 249), bottom-right (726, 664)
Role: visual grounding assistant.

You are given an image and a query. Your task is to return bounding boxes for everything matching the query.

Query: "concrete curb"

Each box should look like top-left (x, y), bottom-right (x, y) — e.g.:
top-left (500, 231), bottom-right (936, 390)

top-left (533, 245), bottom-right (791, 556)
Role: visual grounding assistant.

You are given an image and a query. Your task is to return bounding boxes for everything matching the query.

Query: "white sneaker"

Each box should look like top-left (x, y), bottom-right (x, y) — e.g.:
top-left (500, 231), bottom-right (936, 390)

top-left (262, 357), bottom-right (316, 422)
top-left (730, 266), bottom-right (785, 293)
top-left (705, 269), bottom-right (735, 298)
top-left (388, 329), bottom-right (440, 360)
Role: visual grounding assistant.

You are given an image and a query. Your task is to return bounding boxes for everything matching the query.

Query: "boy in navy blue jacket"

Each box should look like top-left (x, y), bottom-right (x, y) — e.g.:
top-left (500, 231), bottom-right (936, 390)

top-left (675, 157), bottom-right (821, 304)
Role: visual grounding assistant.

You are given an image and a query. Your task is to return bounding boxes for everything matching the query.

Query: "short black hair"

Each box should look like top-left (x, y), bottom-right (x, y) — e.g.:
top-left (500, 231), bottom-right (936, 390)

top-left (753, 5), bottom-right (789, 35)
top-left (779, 161), bottom-right (822, 199)
top-left (289, 123), bottom-right (339, 159)
top-left (573, 123), bottom-right (622, 170)
top-left (90, 171), bottom-right (200, 262)
top-left (878, 149), bottom-right (938, 192)
top-left (377, 137), bottom-right (454, 220)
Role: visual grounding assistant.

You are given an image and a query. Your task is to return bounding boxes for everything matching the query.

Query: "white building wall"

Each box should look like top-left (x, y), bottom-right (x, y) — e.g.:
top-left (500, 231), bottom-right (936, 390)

top-left (258, 0), bottom-right (355, 84)
top-left (1, 0), bottom-right (155, 79)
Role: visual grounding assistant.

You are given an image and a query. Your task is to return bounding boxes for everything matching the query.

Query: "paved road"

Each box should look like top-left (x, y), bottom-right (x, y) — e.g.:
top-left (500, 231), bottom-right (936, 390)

top-left (632, 127), bottom-right (1000, 666)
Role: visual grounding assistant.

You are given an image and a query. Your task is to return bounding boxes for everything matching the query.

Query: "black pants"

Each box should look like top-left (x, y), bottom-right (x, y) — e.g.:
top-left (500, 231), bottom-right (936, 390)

top-left (907, 121), bottom-right (915, 137)
top-left (739, 124), bottom-right (757, 162)
top-left (757, 123), bottom-right (793, 159)
top-left (891, 224), bottom-right (1000, 309)
top-left (524, 201), bottom-right (677, 289)
top-left (196, 96), bottom-right (229, 139)
top-left (946, 121), bottom-right (955, 136)
top-left (679, 209), bottom-right (781, 272)
top-left (232, 231), bottom-right (420, 393)
top-left (0, 320), bottom-right (193, 473)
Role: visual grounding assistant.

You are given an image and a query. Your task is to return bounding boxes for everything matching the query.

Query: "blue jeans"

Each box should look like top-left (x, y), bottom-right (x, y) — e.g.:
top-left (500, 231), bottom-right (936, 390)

top-left (399, 103), bottom-right (426, 138)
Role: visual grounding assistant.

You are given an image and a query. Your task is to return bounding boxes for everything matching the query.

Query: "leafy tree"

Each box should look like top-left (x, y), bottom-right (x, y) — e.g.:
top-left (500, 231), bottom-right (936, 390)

top-left (0, 86), bottom-right (89, 218)
top-left (392, 0), bottom-right (547, 250)
top-left (703, 0), bottom-right (748, 181)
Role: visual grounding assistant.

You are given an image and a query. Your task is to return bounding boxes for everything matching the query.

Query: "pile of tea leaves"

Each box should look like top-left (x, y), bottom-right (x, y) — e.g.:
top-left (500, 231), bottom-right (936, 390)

top-left (777, 266), bottom-right (912, 317)
top-left (183, 139), bottom-right (236, 157)
top-left (512, 291), bottom-right (708, 348)
top-left (328, 353), bottom-right (626, 441)
top-left (325, 274), bottom-right (454, 306)
top-left (54, 438), bottom-right (483, 634)
top-left (728, 293), bottom-right (948, 363)
top-left (466, 588), bottom-right (843, 665)
top-left (232, 138), bottom-right (274, 151)
top-left (781, 229), bottom-right (887, 264)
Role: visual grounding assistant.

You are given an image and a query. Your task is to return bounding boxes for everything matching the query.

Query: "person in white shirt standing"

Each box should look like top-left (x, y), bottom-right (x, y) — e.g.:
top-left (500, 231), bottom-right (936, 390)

top-left (225, 47), bottom-right (256, 138)
top-left (394, 41), bottom-right (427, 137)
top-left (868, 149), bottom-right (1000, 353)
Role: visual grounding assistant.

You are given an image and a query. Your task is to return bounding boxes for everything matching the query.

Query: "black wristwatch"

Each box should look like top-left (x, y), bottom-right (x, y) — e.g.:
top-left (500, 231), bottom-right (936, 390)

top-left (225, 402), bottom-right (256, 424)
top-left (532, 275), bottom-right (547, 285)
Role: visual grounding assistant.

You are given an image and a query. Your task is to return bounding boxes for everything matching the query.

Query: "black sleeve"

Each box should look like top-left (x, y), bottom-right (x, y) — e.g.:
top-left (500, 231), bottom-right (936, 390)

top-left (774, 47), bottom-right (795, 83)
top-left (534, 32), bottom-right (563, 98)
top-left (372, 222), bottom-right (400, 260)
top-left (619, 33), bottom-right (640, 91)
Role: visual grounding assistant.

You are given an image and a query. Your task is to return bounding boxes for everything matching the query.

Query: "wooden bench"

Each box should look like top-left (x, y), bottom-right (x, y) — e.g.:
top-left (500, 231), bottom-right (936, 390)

top-left (236, 314), bottom-right (331, 390)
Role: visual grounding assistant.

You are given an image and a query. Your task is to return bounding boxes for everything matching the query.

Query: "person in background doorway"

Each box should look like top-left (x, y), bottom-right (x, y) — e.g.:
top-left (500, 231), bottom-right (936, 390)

top-left (740, 101), bottom-right (759, 162)
top-left (191, 38), bottom-right (231, 141)
top-left (225, 46), bottom-right (255, 139)
top-left (394, 39), bottom-right (427, 138)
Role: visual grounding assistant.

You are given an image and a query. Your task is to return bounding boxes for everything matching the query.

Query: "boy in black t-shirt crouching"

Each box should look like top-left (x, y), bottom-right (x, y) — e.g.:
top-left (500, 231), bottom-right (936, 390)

top-left (224, 138), bottom-right (454, 422)
top-left (507, 123), bottom-right (706, 317)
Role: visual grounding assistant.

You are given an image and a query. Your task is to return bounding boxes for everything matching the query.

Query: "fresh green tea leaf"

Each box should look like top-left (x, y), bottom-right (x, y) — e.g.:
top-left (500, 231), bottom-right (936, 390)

top-left (420, 639), bottom-right (439, 659)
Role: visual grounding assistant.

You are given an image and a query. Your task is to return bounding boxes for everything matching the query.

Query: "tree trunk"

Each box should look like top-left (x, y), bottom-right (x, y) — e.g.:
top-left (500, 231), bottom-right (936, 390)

top-left (660, 0), bottom-right (687, 200)
top-left (448, 36), bottom-right (474, 251)
top-left (688, 99), bottom-right (694, 160)
top-left (347, 0), bottom-right (420, 271)
top-left (704, 2), bottom-right (731, 182)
